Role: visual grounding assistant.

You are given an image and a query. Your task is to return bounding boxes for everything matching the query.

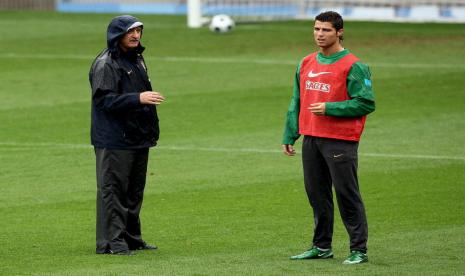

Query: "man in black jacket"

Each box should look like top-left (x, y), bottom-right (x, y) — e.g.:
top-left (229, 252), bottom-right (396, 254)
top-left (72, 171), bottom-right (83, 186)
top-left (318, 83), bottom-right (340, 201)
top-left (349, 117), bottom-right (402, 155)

top-left (89, 15), bottom-right (164, 255)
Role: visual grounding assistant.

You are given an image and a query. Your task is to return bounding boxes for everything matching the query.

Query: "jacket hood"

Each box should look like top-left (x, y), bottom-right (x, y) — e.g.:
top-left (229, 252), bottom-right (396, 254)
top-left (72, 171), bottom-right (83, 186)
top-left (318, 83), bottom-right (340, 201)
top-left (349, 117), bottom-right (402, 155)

top-left (107, 15), bottom-right (144, 56)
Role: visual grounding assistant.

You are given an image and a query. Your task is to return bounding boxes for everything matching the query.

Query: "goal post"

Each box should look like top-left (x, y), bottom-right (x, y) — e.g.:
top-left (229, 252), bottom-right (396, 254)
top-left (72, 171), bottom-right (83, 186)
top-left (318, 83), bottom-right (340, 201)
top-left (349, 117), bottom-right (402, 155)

top-left (187, 0), bottom-right (203, 28)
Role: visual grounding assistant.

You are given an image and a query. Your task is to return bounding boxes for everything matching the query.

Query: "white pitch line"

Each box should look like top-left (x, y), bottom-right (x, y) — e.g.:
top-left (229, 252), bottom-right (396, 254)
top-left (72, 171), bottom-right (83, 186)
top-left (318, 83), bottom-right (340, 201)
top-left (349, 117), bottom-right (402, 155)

top-left (0, 53), bottom-right (296, 65)
top-left (0, 142), bottom-right (464, 161)
top-left (360, 152), bottom-right (465, 161)
top-left (0, 53), bottom-right (92, 60)
top-left (158, 56), bottom-right (296, 65)
top-left (0, 53), bottom-right (464, 69)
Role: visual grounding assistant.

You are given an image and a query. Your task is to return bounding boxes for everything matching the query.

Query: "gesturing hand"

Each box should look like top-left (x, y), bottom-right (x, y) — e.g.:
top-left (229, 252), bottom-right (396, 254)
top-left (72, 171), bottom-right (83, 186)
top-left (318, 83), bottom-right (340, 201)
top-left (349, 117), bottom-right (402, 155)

top-left (140, 91), bottom-right (165, 105)
top-left (308, 102), bottom-right (325, 115)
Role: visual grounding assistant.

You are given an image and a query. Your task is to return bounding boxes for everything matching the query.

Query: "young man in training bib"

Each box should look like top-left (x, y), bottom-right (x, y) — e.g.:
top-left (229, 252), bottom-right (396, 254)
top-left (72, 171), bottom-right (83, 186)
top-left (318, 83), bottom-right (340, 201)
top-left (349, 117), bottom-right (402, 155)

top-left (282, 11), bottom-right (375, 265)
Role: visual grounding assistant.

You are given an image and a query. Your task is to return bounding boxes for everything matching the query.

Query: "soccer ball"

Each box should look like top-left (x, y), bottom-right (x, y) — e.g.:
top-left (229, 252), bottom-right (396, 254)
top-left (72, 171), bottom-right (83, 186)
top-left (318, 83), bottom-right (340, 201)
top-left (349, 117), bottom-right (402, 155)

top-left (209, 14), bottom-right (235, 33)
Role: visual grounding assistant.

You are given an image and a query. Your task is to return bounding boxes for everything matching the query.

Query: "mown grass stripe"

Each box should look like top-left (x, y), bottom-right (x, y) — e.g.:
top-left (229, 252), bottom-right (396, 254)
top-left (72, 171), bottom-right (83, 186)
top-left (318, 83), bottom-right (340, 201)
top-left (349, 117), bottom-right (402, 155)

top-left (0, 142), bottom-right (464, 161)
top-left (1, 53), bottom-right (464, 69)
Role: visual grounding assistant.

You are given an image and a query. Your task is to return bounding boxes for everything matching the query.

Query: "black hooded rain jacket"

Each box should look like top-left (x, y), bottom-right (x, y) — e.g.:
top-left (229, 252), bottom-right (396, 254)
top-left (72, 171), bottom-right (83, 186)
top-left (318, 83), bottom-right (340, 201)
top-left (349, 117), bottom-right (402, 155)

top-left (89, 15), bottom-right (159, 149)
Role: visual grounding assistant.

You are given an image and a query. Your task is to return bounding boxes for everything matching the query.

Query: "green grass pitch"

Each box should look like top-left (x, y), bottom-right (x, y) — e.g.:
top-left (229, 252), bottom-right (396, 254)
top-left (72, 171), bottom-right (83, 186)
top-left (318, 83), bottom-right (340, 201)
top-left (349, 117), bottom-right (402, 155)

top-left (1, 11), bottom-right (464, 275)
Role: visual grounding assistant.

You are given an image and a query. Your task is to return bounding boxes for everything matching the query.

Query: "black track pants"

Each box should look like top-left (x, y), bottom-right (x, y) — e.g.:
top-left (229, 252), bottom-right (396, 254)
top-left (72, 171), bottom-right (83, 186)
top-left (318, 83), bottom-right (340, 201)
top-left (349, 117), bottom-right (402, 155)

top-left (94, 147), bottom-right (149, 253)
top-left (302, 136), bottom-right (368, 252)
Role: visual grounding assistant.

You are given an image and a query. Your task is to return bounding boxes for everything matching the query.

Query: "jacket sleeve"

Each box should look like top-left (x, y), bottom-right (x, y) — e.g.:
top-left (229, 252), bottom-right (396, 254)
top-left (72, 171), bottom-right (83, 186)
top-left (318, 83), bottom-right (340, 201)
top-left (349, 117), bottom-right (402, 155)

top-left (325, 61), bottom-right (375, 117)
top-left (282, 62), bottom-right (302, 145)
top-left (91, 61), bottom-right (141, 112)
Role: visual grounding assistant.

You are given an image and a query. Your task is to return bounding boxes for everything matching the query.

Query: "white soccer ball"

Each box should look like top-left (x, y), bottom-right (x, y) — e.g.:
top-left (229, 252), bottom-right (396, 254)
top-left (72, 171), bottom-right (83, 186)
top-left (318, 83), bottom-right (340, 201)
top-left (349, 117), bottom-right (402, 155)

top-left (209, 14), bottom-right (235, 33)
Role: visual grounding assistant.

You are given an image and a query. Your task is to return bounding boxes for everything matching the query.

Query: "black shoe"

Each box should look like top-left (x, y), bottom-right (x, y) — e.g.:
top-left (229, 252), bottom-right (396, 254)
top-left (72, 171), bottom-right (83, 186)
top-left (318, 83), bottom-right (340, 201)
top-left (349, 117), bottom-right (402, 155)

top-left (135, 243), bottom-right (158, 250)
top-left (110, 249), bottom-right (135, 256)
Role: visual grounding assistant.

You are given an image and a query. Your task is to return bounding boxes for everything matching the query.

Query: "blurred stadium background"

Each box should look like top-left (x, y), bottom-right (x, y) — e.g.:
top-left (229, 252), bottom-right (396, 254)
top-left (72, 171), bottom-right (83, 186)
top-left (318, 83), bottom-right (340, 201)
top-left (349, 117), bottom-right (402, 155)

top-left (3, 0), bottom-right (465, 23)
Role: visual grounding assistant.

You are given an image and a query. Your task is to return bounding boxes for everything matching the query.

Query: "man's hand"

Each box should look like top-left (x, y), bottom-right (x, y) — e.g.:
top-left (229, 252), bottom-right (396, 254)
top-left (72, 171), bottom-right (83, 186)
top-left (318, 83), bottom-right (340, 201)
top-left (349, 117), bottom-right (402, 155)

top-left (140, 91), bottom-right (165, 105)
top-left (308, 102), bottom-right (325, 115)
top-left (282, 144), bottom-right (296, 156)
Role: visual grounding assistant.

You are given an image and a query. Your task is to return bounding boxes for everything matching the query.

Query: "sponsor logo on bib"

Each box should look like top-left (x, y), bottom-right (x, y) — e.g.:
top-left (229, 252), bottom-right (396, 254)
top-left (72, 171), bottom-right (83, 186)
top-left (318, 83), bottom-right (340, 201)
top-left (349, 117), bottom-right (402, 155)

top-left (305, 80), bottom-right (330, 92)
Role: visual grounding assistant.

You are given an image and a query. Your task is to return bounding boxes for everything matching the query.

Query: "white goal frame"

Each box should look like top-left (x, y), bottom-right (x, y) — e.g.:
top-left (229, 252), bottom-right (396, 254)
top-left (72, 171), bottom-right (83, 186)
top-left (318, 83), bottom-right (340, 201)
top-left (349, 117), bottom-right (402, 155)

top-left (186, 0), bottom-right (465, 28)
